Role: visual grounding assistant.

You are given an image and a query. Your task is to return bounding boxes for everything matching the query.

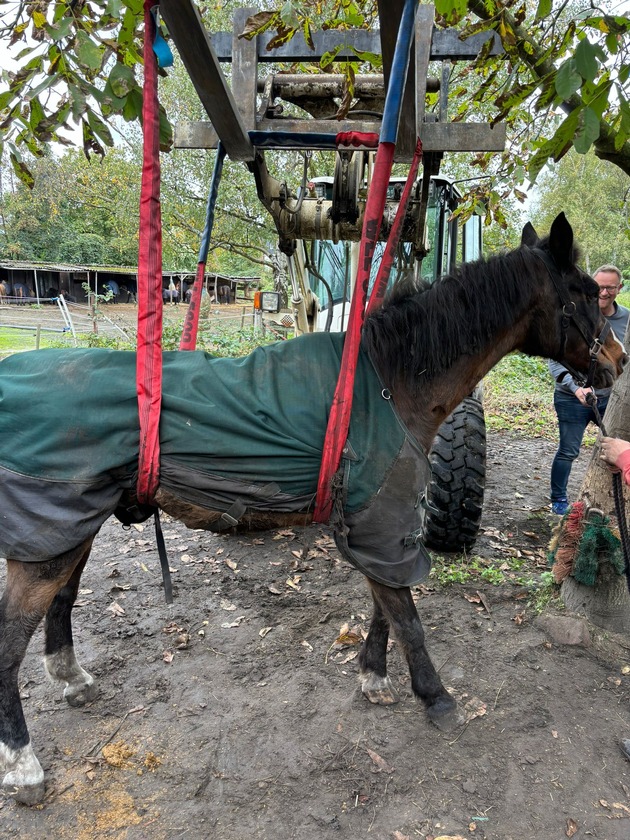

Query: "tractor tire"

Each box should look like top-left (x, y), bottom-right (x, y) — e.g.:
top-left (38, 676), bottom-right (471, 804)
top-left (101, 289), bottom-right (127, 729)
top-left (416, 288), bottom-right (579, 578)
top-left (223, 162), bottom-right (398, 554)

top-left (422, 396), bottom-right (486, 553)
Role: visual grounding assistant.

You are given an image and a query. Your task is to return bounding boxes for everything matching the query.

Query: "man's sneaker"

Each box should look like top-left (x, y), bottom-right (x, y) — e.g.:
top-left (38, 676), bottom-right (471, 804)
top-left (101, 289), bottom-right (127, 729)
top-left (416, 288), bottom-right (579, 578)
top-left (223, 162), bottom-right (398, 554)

top-left (551, 499), bottom-right (570, 516)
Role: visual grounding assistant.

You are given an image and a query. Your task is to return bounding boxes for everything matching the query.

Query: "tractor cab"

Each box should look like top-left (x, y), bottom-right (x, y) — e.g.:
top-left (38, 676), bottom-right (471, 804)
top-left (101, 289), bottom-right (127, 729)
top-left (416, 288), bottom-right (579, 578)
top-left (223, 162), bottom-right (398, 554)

top-left (300, 175), bottom-right (482, 333)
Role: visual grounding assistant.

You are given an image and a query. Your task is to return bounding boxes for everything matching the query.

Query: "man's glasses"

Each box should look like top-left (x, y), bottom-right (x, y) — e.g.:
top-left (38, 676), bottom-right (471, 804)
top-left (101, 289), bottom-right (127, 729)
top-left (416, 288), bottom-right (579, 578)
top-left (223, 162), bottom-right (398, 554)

top-left (598, 285), bottom-right (620, 294)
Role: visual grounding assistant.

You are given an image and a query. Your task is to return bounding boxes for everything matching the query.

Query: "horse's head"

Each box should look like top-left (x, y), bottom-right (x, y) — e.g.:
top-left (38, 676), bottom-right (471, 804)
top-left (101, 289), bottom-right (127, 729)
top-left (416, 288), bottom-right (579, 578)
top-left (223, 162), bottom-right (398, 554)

top-left (521, 213), bottom-right (627, 388)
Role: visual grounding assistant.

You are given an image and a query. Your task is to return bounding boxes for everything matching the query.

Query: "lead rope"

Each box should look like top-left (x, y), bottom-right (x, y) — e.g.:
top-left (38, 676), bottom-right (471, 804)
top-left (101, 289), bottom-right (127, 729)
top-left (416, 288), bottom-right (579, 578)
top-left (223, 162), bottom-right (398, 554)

top-left (586, 395), bottom-right (630, 593)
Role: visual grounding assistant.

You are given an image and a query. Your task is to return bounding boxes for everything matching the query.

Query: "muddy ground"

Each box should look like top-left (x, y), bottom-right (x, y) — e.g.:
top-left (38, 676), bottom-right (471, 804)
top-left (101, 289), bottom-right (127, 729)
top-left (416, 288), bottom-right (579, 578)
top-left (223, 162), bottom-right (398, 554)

top-left (2, 430), bottom-right (630, 840)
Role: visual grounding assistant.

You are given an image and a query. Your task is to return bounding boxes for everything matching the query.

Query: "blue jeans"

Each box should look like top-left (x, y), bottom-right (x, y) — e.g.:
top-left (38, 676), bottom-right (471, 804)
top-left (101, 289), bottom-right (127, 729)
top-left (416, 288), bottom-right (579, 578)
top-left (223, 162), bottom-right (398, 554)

top-left (550, 391), bottom-right (608, 502)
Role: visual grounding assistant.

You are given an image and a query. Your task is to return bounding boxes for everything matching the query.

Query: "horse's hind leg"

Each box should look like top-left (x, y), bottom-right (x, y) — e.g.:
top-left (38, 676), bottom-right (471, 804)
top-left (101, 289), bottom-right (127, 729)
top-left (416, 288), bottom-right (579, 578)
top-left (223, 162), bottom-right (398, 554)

top-left (364, 580), bottom-right (461, 731)
top-left (0, 540), bottom-right (93, 804)
top-left (44, 542), bottom-right (96, 707)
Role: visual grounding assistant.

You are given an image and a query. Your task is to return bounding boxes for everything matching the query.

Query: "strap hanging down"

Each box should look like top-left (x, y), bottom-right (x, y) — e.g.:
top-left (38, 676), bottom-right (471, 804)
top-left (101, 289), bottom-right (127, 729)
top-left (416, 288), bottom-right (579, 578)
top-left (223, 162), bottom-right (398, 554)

top-left (312, 0), bottom-right (419, 523)
top-left (136, 2), bottom-right (173, 603)
top-left (180, 143), bottom-right (227, 351)
top-left (136, 0), bottom-right (164, 505)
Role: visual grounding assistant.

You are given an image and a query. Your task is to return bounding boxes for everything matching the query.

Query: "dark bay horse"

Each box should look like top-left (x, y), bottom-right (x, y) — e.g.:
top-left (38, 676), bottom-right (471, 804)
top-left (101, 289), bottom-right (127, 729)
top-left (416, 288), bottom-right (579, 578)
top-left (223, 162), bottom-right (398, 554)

top-left (0, 213), bottom-right (627, 804)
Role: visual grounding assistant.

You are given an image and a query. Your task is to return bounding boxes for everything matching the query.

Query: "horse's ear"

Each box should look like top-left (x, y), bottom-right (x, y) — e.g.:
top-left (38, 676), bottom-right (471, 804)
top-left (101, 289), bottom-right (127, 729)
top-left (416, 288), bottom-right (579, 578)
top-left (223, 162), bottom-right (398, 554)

top-left (548, 212), bottom-right (574, 269)
top-left (521, 222), bottom-right (538, 247)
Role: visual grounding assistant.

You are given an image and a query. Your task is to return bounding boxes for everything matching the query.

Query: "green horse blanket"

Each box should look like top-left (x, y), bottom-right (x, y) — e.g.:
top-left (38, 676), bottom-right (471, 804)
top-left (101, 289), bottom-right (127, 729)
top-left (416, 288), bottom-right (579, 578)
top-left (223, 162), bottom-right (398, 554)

top-left (0, 332), bottom-right (431, 587)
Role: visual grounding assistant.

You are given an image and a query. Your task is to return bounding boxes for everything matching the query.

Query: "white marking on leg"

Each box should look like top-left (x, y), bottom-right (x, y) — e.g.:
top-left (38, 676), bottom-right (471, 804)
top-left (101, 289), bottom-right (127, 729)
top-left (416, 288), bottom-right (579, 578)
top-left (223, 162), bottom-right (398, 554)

top-left (1, 741), bottom-right (44, 790)
top-left (44, 648), bottom-right (95, 705)
top-left (359, 670), bottom-right (399, 704)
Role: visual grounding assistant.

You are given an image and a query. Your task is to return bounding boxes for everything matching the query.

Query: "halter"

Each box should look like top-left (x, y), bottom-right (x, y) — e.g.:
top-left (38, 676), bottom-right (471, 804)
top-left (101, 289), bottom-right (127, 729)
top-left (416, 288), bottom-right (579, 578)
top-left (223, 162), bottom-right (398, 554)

top-left (532, 248), bottom-right (611, 389)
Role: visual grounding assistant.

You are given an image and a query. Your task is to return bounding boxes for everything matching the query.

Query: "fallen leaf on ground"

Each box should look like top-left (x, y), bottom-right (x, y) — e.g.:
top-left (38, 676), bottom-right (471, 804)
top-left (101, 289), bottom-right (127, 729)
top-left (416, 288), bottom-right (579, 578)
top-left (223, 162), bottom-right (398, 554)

top-left (225, 558), bottom-right (238, 571)
top-left (392, 832), bottom-right (410, 840)
top-left (463, 696), bottom-right (487, 722)
top-left (220, 599), bottom-right (237, 611)
top-left (334, 630), bottom-right (363, 647)
top-left (259, 627), bottom-right (272, 638)
top-left (366, 747), bottom-right (394, 773)
top-left (107, 602), bottom-right (125, 616)
top-left (162, 650), bottom-right (174, 663)
top-left (175, 633), bottom-right (190, 649)
top-left (221, 616), bottom-right (245, 628)
top-left (566, 817), bottom-right (578, 837)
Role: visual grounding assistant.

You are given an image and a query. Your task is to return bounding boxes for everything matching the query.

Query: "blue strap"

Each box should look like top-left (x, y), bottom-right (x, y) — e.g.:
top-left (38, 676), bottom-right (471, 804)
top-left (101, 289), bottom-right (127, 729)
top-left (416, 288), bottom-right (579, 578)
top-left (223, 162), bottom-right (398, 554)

top-left (151, 6), bottom-right (174, 68)
top-left (381, 0), bottom-right (418, 144)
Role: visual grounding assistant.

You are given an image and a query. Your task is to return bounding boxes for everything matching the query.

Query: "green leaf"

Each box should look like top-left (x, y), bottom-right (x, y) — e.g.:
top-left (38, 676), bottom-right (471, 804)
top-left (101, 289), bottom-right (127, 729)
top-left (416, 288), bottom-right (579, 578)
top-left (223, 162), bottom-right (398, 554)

top-left (0, 90), bottom-right (14, 110)
top-left (574, 39), bottom-right (600, 83)
top-left (75, 30), bottom-right (104, 72)
top-left (29, 97), bottom-right (45, 130)
top-left (108, 62), bottom-right (135, 98)
top-left (159, 107), bottom-right (173, 153)
top-left (87, 110), bottom-right (114, 147)
top-left (68, 85), bottom-right (87, 122)
top-left (555, 60), bottom-right (581, 98)
top-left (47, 15), bottom-right (74, 42)
top-left (528, 111), bottom-right (579, 182)
top-left (9, 152), bottom-right (34, 189)
top-left (320, 46), bottom-right (342, 71)
top-left (574, 107), bottom-right (600, 153)
top-left (122, 88), bottom-right (142, 122)
top-left (534, 0), bottom-right (552, 22)
top-left (434, 0), bottom-right (468, 25)
top-left (280, 2), bottom-right (299, 29)
top-left (352, 50), bottom-right (381, 69)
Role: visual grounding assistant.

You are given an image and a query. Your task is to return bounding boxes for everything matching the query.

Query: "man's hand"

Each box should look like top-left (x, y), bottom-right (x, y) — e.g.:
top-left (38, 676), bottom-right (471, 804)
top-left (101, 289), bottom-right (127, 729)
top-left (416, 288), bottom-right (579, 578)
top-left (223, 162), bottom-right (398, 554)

top-left (575, 386), bottom-right (594, 406)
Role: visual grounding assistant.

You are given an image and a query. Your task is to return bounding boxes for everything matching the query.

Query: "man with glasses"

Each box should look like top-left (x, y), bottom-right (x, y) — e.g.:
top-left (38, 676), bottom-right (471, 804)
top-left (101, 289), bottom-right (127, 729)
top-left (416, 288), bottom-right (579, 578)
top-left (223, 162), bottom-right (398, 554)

top-left (548, 265), bottom-right (628, 516)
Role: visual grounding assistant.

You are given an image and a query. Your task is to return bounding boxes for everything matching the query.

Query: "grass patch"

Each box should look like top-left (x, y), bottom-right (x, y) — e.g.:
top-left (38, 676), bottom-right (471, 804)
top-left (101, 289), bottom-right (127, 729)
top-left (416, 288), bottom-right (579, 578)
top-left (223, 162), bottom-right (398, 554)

top-left (429, 552), bottom-right (532, 587)
top-left (429, 553), bottom-right (564, 612)
top-left (484, 352), bottom-right (556, 439)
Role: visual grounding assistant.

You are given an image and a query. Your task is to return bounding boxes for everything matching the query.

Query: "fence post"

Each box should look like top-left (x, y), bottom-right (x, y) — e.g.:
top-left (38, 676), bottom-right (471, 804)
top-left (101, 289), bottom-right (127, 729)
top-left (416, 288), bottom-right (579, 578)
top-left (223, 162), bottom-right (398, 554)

top-left (89, 292), bottom-right (98, 333)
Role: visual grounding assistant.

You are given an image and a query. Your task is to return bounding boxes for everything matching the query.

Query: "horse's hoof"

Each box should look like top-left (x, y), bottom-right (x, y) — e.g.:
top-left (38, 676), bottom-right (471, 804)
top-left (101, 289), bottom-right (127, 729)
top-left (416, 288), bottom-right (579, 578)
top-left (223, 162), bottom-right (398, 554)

top-left (3, 779), bottom-right (46, 806)
top-left (360, 672), bottom-right (399, 705)
top-left (1, 742), bottom-right (45, 805)
top-left (63, 678), bottom-right (97, 707)
top-left (427, 697), bottom-right (463, 732)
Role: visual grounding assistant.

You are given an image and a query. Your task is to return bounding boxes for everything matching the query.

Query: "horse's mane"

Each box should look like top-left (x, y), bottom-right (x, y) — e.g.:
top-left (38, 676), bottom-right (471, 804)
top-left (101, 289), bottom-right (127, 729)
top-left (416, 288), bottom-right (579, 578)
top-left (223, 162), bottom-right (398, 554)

top-left (362, 242), bottom-right (554, 388)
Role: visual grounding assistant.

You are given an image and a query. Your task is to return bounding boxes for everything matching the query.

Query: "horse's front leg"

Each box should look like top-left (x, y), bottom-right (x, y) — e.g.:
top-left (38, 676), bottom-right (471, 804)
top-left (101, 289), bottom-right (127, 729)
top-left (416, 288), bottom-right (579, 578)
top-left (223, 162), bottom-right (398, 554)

top-left (44, 541), bottom-right (96, 707)
top-left (358, 595), bottom-right (399, 705)
top-left (364, 580), bottom-right (461, 731)
top-left (0, 540), bottom-right (93, 804)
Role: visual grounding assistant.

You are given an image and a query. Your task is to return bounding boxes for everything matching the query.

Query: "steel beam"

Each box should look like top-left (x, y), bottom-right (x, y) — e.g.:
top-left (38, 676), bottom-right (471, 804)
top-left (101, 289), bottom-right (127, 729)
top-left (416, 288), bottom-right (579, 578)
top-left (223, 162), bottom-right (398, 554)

top-left (160, 0), bottom-right (255, 161)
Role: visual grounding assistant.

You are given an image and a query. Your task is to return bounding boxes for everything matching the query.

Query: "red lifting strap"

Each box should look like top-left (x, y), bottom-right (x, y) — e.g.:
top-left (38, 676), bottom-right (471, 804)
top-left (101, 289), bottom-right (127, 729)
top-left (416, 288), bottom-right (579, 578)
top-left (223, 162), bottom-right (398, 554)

top-left (336, 131), bottom-right (380, 150)
top-left (312, 139), bottom-right (423, 523)
top-left (136, 0), bottom-right (164, 505)
top-left (312, 141), bottom-right (395, 523)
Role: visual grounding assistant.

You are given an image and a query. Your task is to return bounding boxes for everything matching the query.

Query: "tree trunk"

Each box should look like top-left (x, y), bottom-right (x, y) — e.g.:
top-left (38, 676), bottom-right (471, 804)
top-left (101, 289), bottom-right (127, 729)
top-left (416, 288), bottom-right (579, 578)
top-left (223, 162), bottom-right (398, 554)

top-left (561, 323), bottom-right (630, 633)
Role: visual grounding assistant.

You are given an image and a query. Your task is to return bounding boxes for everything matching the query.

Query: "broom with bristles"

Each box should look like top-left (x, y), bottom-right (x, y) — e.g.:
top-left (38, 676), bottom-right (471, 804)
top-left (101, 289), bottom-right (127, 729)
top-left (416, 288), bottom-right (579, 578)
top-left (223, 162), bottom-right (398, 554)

top-left (549, 501), bottom-right (624, 586)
